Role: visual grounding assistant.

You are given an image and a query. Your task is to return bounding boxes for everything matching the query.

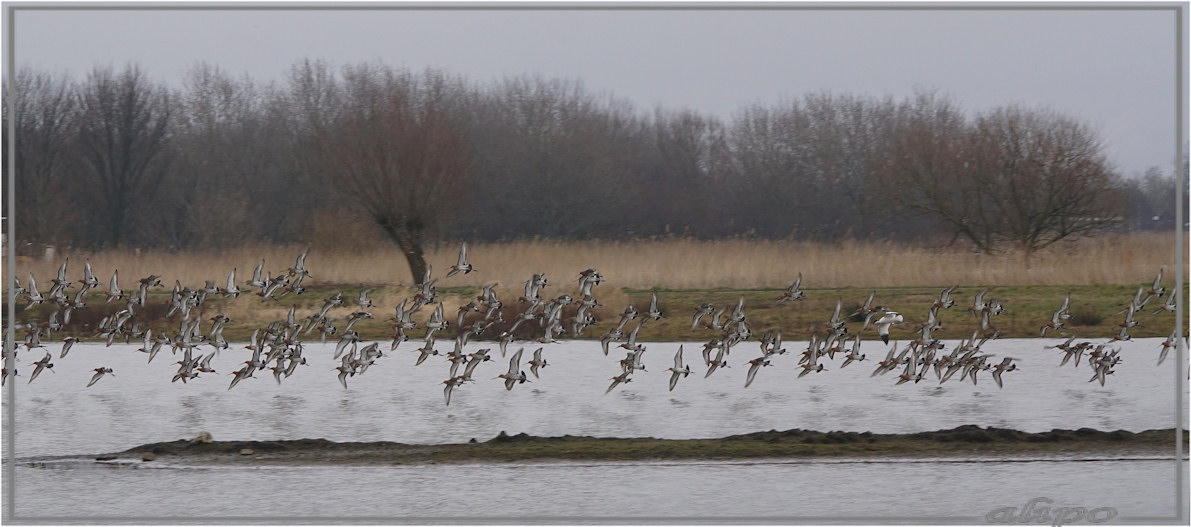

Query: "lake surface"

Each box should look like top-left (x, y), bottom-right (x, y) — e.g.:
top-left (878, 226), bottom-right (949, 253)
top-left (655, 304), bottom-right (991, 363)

top-left (3, 337), bottom-right (1187, 521)
top-left (9, 456), bottom-right (1182, 520)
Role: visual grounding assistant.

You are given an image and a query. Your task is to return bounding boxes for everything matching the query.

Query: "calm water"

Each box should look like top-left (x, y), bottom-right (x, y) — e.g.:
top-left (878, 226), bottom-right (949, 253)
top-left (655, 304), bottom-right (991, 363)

top-left (9, 457), bottom-right (1182, 520)
top-left (3, 337), bottom-right (1187, 520)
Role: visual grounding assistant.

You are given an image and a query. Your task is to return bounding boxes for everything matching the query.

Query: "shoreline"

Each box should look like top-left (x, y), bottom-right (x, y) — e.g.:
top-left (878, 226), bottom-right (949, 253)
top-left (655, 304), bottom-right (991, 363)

top-left (77, 425), bottom-right (1188, 467)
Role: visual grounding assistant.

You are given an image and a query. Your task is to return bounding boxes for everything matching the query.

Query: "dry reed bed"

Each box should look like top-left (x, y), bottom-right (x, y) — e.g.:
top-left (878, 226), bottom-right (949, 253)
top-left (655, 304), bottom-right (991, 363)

top-left (9, 232), bottom-right (1180, 293)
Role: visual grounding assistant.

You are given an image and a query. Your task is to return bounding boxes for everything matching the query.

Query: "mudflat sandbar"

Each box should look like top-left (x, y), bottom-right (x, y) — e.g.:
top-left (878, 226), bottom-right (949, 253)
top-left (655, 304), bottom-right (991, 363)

top-left (97, 425), bottom-right (1187, 467)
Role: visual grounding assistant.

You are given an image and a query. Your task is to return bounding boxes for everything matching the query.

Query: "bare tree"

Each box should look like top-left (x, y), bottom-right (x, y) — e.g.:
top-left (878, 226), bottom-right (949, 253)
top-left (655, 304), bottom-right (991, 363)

top-left (74, 64), bottom-right (173, 248)
top-left (1118, 165), bottom-right (1182, 231)
top-left (8, 59), bottom-right (1145, 253)
top-left (468, 76), bottom-right (644, 239)
top-left (970, 106), bottom-right (1122, 254)
top-left (648, 107), bottom-right (729, 236)
top-left (287, 58), bottom-right (342, 135)
top-left (879, 91), bottom-right (986, 247)
top-left (722, 93), bottom-right (902, 239)
top-left (308, 63), bottom-right (472, 283)
top-left (264, 58), bottom-right (348, 245)
top-left (881, 99), bottom-right (1122, 255)
top-left (721, 101), bottom-right (808, 237)
top-left (794, 92), bottom-right (903, 238)
top-left (5, 67), bottom-right (79, 246)
top-left (166, 63), bottom-right (266, 247)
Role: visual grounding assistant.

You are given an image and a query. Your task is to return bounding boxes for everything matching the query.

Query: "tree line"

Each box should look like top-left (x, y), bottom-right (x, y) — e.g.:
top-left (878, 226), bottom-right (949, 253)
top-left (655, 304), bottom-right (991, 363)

top-left (3, 60), bottom-right (1183, 279)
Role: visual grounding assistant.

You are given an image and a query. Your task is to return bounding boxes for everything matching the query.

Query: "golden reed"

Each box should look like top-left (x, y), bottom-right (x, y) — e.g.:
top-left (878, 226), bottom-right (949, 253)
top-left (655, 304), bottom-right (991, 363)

top-left (9, 231), bottom-right (1180, 292)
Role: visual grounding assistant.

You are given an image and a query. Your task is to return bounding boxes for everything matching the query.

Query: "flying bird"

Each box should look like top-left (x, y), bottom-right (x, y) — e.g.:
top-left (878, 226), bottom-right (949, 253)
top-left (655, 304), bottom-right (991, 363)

top-left (776, 273), bottom-right (806, 302)
top-left (87, 367), bottom-right (114, 387)
top-left (872, 311), bottom-right (904, 345)
top-left (667, 345), bottom-right (691, 391)
top-left (446, 242), bottom-right (475, 277)
top-left (744, 357), bottom-right (771, 388)
top-left (527, 347), bottom-right (548, 378)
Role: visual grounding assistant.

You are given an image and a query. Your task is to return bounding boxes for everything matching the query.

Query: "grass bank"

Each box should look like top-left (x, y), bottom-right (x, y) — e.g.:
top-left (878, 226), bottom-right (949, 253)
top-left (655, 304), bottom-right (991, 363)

top-left (10, 281), bottom-right (1183, 342)
top-left (7, 232), bottom-right (1184, 342)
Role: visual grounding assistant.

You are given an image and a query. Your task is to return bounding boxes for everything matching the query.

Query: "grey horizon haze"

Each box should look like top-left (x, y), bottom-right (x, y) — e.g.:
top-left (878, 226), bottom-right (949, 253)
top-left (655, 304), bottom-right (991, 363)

top-left (4, 3), bottom-right (1183, 177)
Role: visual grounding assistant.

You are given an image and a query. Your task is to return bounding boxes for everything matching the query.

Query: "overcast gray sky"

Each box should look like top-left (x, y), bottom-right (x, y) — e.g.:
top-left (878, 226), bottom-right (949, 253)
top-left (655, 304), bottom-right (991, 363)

top-left (6, 3), bottom-right (1184, 176)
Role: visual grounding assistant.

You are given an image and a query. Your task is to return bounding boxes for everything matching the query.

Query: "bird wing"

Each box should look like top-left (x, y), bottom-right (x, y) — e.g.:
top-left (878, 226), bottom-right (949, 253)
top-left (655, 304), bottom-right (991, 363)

top-left (939, 285), bottom-right (956, 301)
top-left (27, 273), bottom-right (41, 297)
top-left (508, 348), bottom-right (523, 375)
top-left (627, 319), bottom-right (644, 346)
top-left (711, 307), bottom-right (726, 327)
top-left (606, 375), bottom-right (626, 394)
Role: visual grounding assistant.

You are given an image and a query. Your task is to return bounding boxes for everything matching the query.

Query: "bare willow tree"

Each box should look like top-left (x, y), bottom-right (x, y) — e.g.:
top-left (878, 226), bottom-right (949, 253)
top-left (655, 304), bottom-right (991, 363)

top-left (881, 96), bottom-right (1121, 256)
top-left (74, 64), bottom-right (173, 248)
top-left (308, 63), bottom-right (472, 283)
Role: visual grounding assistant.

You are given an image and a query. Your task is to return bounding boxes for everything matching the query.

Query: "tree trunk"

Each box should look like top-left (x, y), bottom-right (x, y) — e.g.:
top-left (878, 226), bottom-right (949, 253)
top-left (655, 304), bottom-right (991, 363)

top-left (398, 238), bottom-right (428, 287)
top-left (376, 217), bottom-right (428, 285)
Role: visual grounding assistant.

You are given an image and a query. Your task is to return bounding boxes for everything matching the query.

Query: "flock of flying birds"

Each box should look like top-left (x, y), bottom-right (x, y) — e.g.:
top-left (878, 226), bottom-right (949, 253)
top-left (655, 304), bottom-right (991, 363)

top-left (4, 243), bottom-right (1183, 405)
